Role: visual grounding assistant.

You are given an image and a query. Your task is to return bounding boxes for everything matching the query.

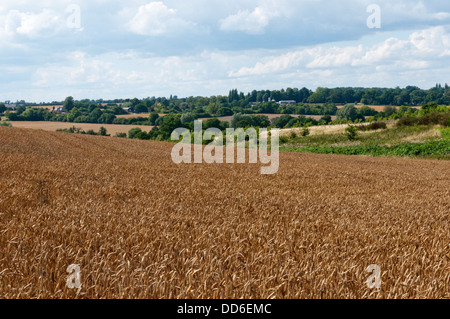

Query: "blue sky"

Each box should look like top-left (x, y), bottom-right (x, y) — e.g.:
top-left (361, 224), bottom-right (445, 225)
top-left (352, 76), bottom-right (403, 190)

top-left (1, 0), bottom-right (450, 102)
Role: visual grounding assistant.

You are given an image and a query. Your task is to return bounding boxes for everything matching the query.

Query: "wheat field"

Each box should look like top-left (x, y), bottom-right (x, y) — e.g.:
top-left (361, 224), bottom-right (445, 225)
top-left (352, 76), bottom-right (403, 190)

top-left (0, 127), bottom-right (448, 299)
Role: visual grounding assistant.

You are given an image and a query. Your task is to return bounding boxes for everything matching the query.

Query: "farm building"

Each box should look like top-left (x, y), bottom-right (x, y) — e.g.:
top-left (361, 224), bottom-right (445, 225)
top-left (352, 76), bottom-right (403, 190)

top-left (278, 100), bottom-right (297, 105)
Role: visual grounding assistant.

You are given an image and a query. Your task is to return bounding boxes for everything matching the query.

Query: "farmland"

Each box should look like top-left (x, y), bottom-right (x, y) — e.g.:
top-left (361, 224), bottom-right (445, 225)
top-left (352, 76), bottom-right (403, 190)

top-left (199, 114), bottom-right (337, 123)
top-left (0, 126), bottom-right (448, 299)
top-left (8, 121), bottom-right (153, 136)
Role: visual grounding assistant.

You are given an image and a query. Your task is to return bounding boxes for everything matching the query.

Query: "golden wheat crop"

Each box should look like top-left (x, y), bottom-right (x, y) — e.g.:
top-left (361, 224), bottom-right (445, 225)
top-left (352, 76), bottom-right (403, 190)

top-left (0, 127), bottom-right (448, 299)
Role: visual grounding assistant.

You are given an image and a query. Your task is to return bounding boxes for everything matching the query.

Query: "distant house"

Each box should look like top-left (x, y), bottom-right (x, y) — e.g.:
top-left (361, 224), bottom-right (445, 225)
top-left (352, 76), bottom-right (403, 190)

top-left (52, 107), bottom-right (66, 114)
top-left (278, 100), bottom-right (297, 106)
top-left (123, 107), bottom-right (135, 113)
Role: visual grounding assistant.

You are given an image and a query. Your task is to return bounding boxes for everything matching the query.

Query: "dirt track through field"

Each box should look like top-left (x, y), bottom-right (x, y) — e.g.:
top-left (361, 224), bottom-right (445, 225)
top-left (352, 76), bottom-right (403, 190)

top-left (0, 127), bottom-right (448, 298)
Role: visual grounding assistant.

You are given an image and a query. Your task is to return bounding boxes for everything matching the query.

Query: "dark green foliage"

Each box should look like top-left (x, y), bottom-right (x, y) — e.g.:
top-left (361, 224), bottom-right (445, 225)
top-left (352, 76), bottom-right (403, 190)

top-left (149, 112), bottom-right (160, 125)
top-left (16, 105), bottom-right (26, 115)
top-left (397, 112), bottom-right (450, 127)
top-left (337, 104), bottom-right (359, 122)
top-left (301, 128), bottom-right (310, 137)
top-left (134, 103), bottom-right (148, 113)
top-left (271, 115), bottom-right (293, 128)
top-left (134, 131), bottom-right (151, 140)
top-left (358, 106), bottom-right (378, 116)
top-left (345, 126), bottom-right (358, 140)
top-left (99, 127), bottom-right (108, 136)
top-left (358, 122), bottom-right (387, 131)
top-left (203, 118), bottom-right (229, 131)
top-left (320, 115), bottom-right (332, 124)
top-left (128, 127), bottom-right (143, 139)
top-left (384, 106), bottom-right (397, 117)
top-left (157, 113), bottom-right (182, 139)
top-left (56, 126), bottom-right (109, 136)
top-left (216, 107), bottom-right (233, 117)
top-left (63, 96), bottom-right (75, 112)
top-left (231, 113), bottom-right (270, 128)
top-left (0, 121), bottom-right (12, 127)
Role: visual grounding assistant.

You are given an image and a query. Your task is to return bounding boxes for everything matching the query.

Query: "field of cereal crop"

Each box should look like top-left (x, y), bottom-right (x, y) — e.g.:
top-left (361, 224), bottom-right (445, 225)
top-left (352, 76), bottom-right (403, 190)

top-left (0, 127), bottom-right (448, 298)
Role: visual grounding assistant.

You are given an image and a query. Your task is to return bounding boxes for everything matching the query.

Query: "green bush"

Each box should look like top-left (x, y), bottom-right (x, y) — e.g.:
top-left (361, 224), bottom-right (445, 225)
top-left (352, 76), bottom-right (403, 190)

top-left (128, 127), bottom-right (143, 139)
top-left (345, 125), bottom-right (358, 140)
top-left (397, 112), bottom-right (450, 127)
top-left (0, 121), bottom-right (12, 127)
top-left (301, 127), bottom-right (310, 137)
top-left (440, 128), bottom-right (450, 141)
top-left (358, 122), bottom-right (387, 131)
top-left (279, 136), bottom-right (289, 144)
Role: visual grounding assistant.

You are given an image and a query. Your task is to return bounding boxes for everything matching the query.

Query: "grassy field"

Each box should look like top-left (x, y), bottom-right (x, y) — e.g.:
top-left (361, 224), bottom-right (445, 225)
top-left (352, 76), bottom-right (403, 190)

top-left (7, 121), bottom-right (153, 136)
top-left (0, 126), bottom-right (448, 299)
top-left (280, 125), bottom-right (450, 159)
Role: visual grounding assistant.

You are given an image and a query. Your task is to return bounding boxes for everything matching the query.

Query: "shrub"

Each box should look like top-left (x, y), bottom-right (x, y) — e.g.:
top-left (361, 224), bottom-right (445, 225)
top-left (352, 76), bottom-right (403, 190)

top-left (358, 122), bottom-right (387, 131)
top-left (128, 127), bottom-right (143, 139)
top-left (345, 125), bottom-right (358, 140)
top-left (115, 133), bottom-right (127, 138)
top-left (134, 131), bottom-right (151, 140)
top-left (0, 121), bottom-right (12, 127)
top-left (279, 136), bottom-right (289, 144)
top-left (301, 128), bottom-right (310, 137)
top-left (99, 127), bottom-right (108, 136)
top-left (397, 112), bottom-right (450, 127)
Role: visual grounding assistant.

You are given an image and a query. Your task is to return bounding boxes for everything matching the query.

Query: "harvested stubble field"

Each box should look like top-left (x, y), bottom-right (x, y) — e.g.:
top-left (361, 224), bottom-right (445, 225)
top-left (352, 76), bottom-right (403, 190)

top-left (10, 121), bottom-right (153, 136)
top-left (0, 127), bottom-right (449, 299)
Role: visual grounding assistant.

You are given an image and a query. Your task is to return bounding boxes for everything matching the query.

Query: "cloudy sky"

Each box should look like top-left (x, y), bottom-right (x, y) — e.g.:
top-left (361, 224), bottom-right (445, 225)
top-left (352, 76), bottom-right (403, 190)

top-left (1, 0), bottom-right (450, 102)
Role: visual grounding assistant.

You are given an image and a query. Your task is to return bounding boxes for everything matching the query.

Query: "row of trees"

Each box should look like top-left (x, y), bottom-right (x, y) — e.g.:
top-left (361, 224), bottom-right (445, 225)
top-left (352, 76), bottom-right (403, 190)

top-left (3, 85), bottom-right (449, 119)
top-left (150, 85), bottom-right (450, 114)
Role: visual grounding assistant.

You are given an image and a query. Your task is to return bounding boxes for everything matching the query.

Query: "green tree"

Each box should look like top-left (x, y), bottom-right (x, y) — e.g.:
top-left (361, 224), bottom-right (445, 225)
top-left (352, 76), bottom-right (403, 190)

top-left (134, 103), bottom-right (148, 113)
top-left (98, 113), bottom-right (116, 124)
top-left (99, 127), bottom-right (108, 136)
top-left (320, 115), bottom-right (332, 124)
top-left (384, 106), bottom-right (397, 117)
top-left (66, 107), bottom-right (81, 122)
top-left (0, 103), bottom-right (6, 114)
top-left (216, 107), bottom-right (233, 117)
top-left (149, 112), bottom-right (160, 125)
top-left (158, 113), bottom-right (182, 139)
top-left (336, 104), bottom-right (358, 121)
top-left (63, 96), bottom-right (75, 112)
top-left (358, 106), bottom-right (378, 116)
top-left (128, 127), bottom-right (143, 139)
top-left (271, 115), bottom-right (294, 128)
top-left (16, 105), bottom-right (26, 115)
top-left (89, 108), bottom-right (103, 123)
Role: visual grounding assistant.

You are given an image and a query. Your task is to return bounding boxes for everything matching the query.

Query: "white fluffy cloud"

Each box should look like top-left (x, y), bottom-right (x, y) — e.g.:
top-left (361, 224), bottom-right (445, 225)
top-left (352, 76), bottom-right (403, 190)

top-left (1, 0), bottom-right (450, 101)
top-left (219, 5), bottom-right (281, 35)
top-left (230, 26), bottom-right (450, 77)
top-left (1, 8), bottom-right (62, 39)
top-left (127, 2), bottom-right (194, 36)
